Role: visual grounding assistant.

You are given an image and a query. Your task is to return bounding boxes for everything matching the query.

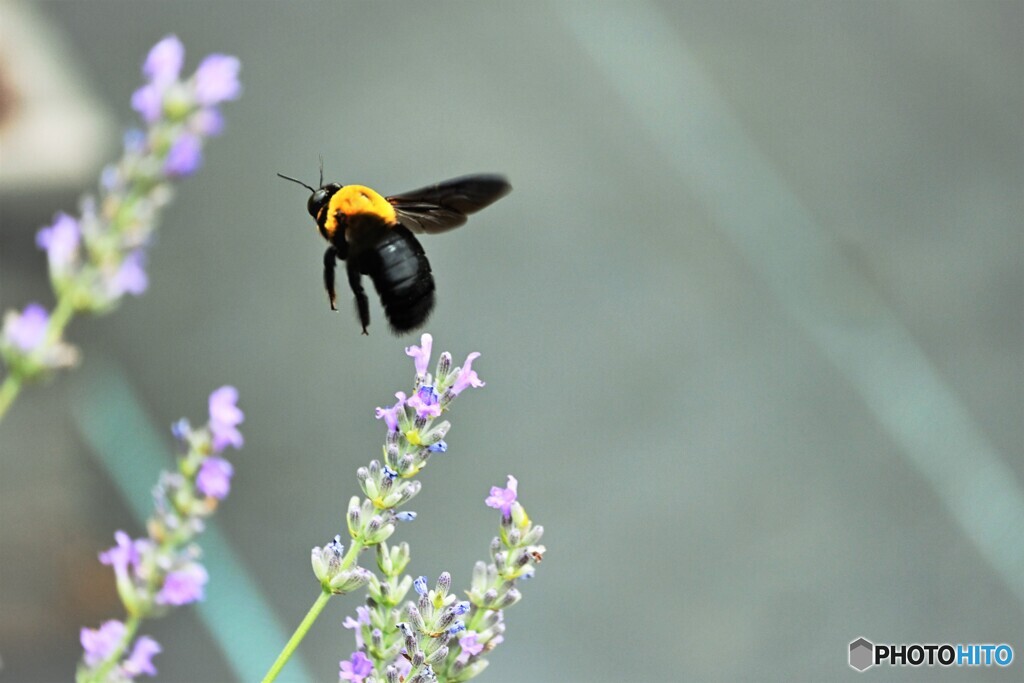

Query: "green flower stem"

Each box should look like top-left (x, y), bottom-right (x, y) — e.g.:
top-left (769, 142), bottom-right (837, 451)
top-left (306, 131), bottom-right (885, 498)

top-left (0, 294), bottom-right (76, 423)
top-left (261, 589), bottom-right (333, 683)
top-left (0, 374), bottom-right (19, 421)
top-left (45, 294), bottom-right (77, 344)
top-left (262, 540), bottom-right (365, 683)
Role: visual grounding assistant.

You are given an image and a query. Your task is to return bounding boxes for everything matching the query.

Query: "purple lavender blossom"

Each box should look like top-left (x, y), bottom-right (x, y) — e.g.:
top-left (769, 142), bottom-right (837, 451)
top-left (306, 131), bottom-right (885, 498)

top-left (156, 563), bottom-right (208, 606)
top-left (99, 530), bottom-right (147, 579)
top-left (414, 575), bottom-right (428, 595)
top-left (406, 385), bottom-right (441, 419)
top-left (122, 636), bottom-right (162, 677)
top-left (427, 440), bottom-right (447, 453)
top-left (131, 83), bottom-right (164, 123)
top-left (163, 133), bottom-right (204, 177)
top-left (193, 54), bottom-right (242, 105)
top-left (108, 250), bottom-right (149, 297)
top-left (208, 385), bottom-right (244, 451)
top-left (374, 392), bottom-right (407, 432)
top-left (405, 333), bottom-right (432, 378)
top-left (450, 352), bottom-right (485, 396)
top-left (343, 606), bottom-right (371, 649)
top-left (393, 656), bottom-right (412, 679)
top-left (81, 620), bottom-right (126, 667)
top-left (339, 651), bottom-right (373, 682)
top-left (395, 511), bottom-right (417, 522)
top-left (485, 475), bottom-right (518, 518)
top-left (100, 164), bottom-right (122, 192)
top-left (457, 632), bottom-right (484, 664)
top-left (190, 107), bottom-right (225, 137)
top-left (4, 303), bottom-right (49, 352)
top-left (196, 456), bottom-right (234, 499)
top-left (170, 417), bottom-right (191, 442)
top-left (122, 128), bottom-right (147, 154)
top-left (143, 35), bottom-right (185, 85)
top-left (35, 213), bottom-right (80, 269)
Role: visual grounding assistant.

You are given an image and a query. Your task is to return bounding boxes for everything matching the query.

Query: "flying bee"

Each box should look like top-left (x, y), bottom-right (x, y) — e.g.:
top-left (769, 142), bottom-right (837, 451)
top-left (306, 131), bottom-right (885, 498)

top-left (278, 165), bottom-right (511, 335)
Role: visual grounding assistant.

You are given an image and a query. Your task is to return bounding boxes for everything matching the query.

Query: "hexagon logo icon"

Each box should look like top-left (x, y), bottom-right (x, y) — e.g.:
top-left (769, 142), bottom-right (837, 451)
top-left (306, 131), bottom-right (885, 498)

top-left (849, 637), bottom-right (874, 671)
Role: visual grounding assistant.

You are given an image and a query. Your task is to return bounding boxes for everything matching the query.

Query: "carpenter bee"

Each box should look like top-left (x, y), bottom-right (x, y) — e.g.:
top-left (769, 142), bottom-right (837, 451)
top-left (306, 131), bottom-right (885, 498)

top-left (278, 165), bottom-right (511, 335)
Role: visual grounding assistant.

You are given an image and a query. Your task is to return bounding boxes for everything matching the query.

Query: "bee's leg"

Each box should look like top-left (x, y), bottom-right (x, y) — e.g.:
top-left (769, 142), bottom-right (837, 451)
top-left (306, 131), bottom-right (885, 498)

top-left (346, 261), bottom-right (371, 335)
top-left (323, 246), bottom-right (338, 311)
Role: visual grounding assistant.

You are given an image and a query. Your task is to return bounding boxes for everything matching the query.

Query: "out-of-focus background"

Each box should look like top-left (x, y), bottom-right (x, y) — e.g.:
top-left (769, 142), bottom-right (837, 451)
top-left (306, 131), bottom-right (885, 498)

top-left (1, 2), bottom-right (1021, 681)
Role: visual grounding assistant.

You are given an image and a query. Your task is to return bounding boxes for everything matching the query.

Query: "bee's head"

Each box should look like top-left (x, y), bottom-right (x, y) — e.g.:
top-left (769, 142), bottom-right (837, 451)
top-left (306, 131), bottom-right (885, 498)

top-left (278, 156), bottom-right (339, 221)
top-left (307, 183), bottom-right (342, 219)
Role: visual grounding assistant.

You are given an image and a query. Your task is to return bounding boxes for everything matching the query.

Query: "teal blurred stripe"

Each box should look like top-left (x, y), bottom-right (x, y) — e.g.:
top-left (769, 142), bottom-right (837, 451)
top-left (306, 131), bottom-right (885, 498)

top-left (70, 358), bottom-right (312, 683)
top-left (556, 3), bottom-right (1024, 604)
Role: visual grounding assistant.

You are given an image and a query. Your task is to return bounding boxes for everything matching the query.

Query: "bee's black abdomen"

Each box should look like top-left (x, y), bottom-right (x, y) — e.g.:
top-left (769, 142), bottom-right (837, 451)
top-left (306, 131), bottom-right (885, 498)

top-left (360, 226), bottom-right (436, 333)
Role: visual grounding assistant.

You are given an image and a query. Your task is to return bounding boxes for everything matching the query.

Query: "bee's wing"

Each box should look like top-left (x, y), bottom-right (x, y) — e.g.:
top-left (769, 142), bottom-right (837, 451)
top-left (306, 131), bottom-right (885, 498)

top-left (387, 174), bottom-right (511, 234)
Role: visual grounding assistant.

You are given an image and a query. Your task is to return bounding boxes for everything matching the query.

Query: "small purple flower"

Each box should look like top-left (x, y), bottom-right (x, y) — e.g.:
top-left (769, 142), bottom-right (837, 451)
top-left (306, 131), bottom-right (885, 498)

top-left (339, 651), bottom-right (373, 682)
top-left (427, 440), bottom-right (447, 453)
top-left (81, 620), bottom-right (126, 667)
top-left (4, 303), bottom-right (49, 352)
top-left (343, 606), bottom-right (371, 649)
top-left (374, 392), bottom-right (407, 432)
top-left (406, 385), bottom-right (441, 419)
top-left (193, 54), bottom-right (242, 106)
top-left (36, 213), bottom-right (81, 269)
top-left (109, 250), bottom-right (149, 297)
top-left (450, 352), bottom-right (485, 396)
top-left (414, 575), bottom-right (428, 595)
top-left (100, 164), bottom-right (122, 192)
top-left (131, 83), bottom-right (164, 123)
top-left (143, 35), bottom-right (185, 85)
top-left (208, 386), bottom-right (244, 452)
top-left (99, 530), bottom-right (147, 579)
top-left (123, 128), bottom-right (147, 154)
top-left (171, 417), bottom-right (191, 441)
top-left (393, 657), bottom-right (411, 679)
top-left (163, 133), bottom-right (204, 177)
top-left (448, 621), bottom-right (466, 636)
top-left (457, 632), bottom-right (484, 664)
top-left (485, 475), bottom-right (518, 518)
top-left (405, 333), bottom-right (432, 378)
top-left (123, 636), bottom-right (161, 677)
top-left (196, 456), bottom-right (234, 499)
top-left (156, 563), bottom-right (208, 606)
top-left (190, 107), bottom-right (225, 136)
top-left (395, 511), bottom-right (417, 522)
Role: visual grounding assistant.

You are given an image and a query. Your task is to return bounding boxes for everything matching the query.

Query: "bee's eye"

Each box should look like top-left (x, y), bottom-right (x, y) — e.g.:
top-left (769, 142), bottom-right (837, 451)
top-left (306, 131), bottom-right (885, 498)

top-left (307, 190), bottom-right (328, 217)
top-left (307, 184), bottom-right (342, 218)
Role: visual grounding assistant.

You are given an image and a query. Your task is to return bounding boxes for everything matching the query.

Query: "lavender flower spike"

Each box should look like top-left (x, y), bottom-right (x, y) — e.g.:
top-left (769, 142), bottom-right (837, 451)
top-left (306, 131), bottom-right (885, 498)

top-left (0, 36), bottom-right (241, 423)
top-left (78, 387), bottom-right (244, 681)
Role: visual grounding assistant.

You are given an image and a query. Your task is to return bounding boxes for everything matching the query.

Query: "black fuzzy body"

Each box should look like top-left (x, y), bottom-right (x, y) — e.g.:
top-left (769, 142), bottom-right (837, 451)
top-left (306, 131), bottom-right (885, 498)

top-left (300, 174), bottom-right (511, 335)
top-left (341, 218), bottom-right (435, 333)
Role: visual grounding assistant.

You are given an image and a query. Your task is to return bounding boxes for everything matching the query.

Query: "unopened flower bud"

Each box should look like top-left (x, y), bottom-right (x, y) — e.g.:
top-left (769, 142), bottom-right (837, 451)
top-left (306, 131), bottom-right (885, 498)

top-left (522, 525), bottom-right (544, 545)
top-left (498, 588), bottom-right (521, 608)
top-left (436, 572), bottom-right (451, 597)
top-left (406, 604), bottom-right (426, 632)
top-left (328, 566), bottom-right (372, 594)
top-left (426, 645), bottom-right (449, 665)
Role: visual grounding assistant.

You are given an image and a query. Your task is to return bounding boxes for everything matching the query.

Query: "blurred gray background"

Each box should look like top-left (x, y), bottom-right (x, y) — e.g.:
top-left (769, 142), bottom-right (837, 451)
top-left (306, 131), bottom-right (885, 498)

top-left (1, 1), bottom-right (1021, 681)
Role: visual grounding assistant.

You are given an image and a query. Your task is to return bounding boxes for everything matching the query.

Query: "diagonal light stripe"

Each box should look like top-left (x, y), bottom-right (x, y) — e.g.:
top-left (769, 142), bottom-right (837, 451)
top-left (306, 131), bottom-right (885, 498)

top-left (70, 358), bottom-right (313, 683)
top-left (555, 2), bottom-right (1024, 601)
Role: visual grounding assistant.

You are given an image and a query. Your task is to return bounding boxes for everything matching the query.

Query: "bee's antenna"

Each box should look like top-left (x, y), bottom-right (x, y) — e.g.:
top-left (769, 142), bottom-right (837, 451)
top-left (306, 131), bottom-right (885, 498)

top-left (318, 154), bottom-right (324, 188)
top-left (276, 172), bottom-right (315, 193)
